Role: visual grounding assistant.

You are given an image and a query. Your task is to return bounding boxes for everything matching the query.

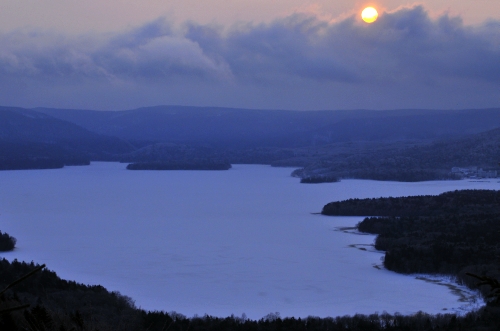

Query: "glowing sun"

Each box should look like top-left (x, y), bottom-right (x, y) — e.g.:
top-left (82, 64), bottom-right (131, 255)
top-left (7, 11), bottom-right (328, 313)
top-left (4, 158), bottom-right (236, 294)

top-left (361, 7), bottom-right (378, 23)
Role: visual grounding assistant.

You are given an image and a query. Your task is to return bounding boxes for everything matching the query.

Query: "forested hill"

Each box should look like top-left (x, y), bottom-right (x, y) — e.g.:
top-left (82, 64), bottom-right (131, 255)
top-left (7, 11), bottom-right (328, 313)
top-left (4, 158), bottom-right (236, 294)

top-left (2, 105), bottom-right (500, 178)
top-left (321, 190), bottom-right (500, 216)
top-left (1, 260), bottom-right (499, 330)
top-left (0, 107), bottom-right (134, 169)
top-left (321, 189), bottom-right (500, 304)
top-left (295, 125), bottom-right (500, 182)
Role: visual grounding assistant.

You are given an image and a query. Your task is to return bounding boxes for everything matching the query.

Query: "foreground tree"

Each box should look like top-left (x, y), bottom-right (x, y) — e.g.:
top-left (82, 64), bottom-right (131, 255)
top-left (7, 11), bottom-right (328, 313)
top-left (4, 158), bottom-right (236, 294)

top-left (0, 231), bottom-right (16, 251)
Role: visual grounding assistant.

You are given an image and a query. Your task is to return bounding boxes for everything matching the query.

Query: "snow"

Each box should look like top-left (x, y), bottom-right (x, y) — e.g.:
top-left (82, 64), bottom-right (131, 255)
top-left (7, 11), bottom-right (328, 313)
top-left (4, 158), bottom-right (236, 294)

top-left (0, 162), bottom-right (494, 319)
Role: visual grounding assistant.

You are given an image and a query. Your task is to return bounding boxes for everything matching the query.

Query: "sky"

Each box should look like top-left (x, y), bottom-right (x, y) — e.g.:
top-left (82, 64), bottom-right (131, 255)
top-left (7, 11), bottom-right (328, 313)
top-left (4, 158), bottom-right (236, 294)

top-left (0, 1), bottom-right (499, 110)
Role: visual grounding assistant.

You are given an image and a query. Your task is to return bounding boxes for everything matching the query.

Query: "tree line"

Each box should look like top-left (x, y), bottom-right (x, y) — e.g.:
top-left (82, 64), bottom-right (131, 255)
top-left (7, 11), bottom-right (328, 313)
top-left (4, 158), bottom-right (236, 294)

top-left (1, 258), bottom-right (499, 330)
top-left (0, 231), bottom-right (16, 251)
top-left (322, 189), bottom-right (500, 302)
top-left (126, 161), bottom-right (232, 171)
top-left (300, 175), bottom-right (339, 184)
top-left (322, 189), bottom-right (500, 217)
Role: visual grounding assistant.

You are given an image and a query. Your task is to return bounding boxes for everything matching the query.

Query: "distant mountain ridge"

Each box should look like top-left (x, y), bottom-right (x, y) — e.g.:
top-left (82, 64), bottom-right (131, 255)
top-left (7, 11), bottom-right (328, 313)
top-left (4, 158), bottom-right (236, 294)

top-left (35, 106), bottom-right (500, 148)
top-left (0, 106), bottom-right (134, 169)
top-left (2, 105), bottom-right (500, 178)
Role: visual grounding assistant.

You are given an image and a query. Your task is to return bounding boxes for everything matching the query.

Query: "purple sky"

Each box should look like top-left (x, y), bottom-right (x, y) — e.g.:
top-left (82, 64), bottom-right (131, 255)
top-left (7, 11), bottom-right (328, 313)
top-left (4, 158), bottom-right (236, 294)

top-left (0, 1), bottom-right (499, 110)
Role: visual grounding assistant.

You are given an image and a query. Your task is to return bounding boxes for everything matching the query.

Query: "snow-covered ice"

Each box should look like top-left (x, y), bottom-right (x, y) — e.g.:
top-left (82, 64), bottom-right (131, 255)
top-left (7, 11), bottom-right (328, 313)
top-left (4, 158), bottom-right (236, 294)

top-left (0, 163), bottom-right (494, 319)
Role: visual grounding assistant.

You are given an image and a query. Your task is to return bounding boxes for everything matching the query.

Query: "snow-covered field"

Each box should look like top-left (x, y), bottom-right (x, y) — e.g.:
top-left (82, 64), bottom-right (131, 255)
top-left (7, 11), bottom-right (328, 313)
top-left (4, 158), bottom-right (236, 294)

top-left (0, 163), bottom-right (494, 319)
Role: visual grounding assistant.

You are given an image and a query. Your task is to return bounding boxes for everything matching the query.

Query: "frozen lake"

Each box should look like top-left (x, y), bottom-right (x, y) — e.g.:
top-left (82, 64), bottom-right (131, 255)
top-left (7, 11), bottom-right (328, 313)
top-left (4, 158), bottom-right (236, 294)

top-left (0, 162), bottom-right (495, 319)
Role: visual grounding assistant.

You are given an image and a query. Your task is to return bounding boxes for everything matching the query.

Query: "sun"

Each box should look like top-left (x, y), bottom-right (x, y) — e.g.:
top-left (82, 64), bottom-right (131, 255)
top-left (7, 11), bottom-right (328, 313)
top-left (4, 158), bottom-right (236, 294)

top-left (361, 7), bottom-right (378, 23)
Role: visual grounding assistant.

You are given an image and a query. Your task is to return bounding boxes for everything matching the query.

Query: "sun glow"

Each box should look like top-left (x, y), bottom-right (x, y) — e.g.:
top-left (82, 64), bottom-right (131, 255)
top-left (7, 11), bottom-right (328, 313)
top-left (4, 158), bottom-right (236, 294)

top-left (361, 7), bottom-right (378, 23)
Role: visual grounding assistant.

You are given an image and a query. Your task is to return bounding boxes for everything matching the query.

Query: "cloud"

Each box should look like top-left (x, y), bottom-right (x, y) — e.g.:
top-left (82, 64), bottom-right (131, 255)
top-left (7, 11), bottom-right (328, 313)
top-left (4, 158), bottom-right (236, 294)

top-left (0, 6), bottom-right (498, 110)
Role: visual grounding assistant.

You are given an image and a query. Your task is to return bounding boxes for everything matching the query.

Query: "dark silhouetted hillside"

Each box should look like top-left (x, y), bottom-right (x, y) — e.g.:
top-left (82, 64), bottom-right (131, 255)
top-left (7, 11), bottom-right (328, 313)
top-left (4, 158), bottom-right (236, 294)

top-left (0, 107), bottom-right (135, 169)
top-left (1, 259), bottom-right (500, 330)
top-left (322, 189), bottom-right (500, 301)
top-left (5, 106), bottom-right (500, 179)
top-left (297, 126), bottom-right (500, 182)
top-left (322, 189), bottom-right (500, 216)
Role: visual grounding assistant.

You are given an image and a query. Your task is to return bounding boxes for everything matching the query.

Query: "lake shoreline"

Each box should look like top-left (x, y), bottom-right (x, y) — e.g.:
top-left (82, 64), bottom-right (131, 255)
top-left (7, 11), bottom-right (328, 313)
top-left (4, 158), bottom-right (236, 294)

top-left (0, 163), bottom-right (497, 318)
top-left (333, 225), bottom-right (485, 315)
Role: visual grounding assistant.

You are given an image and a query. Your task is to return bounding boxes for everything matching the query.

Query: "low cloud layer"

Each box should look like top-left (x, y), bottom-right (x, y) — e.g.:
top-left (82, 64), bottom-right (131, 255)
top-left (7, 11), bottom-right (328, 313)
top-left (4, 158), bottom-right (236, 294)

top-left (0, 6), bottom-right (499, 110)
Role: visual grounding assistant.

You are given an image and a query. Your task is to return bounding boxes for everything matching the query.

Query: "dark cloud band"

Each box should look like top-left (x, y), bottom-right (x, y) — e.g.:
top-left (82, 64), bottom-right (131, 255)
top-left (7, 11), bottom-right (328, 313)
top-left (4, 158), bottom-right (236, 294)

top-left (0, 5), bottom-right (498, 109)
